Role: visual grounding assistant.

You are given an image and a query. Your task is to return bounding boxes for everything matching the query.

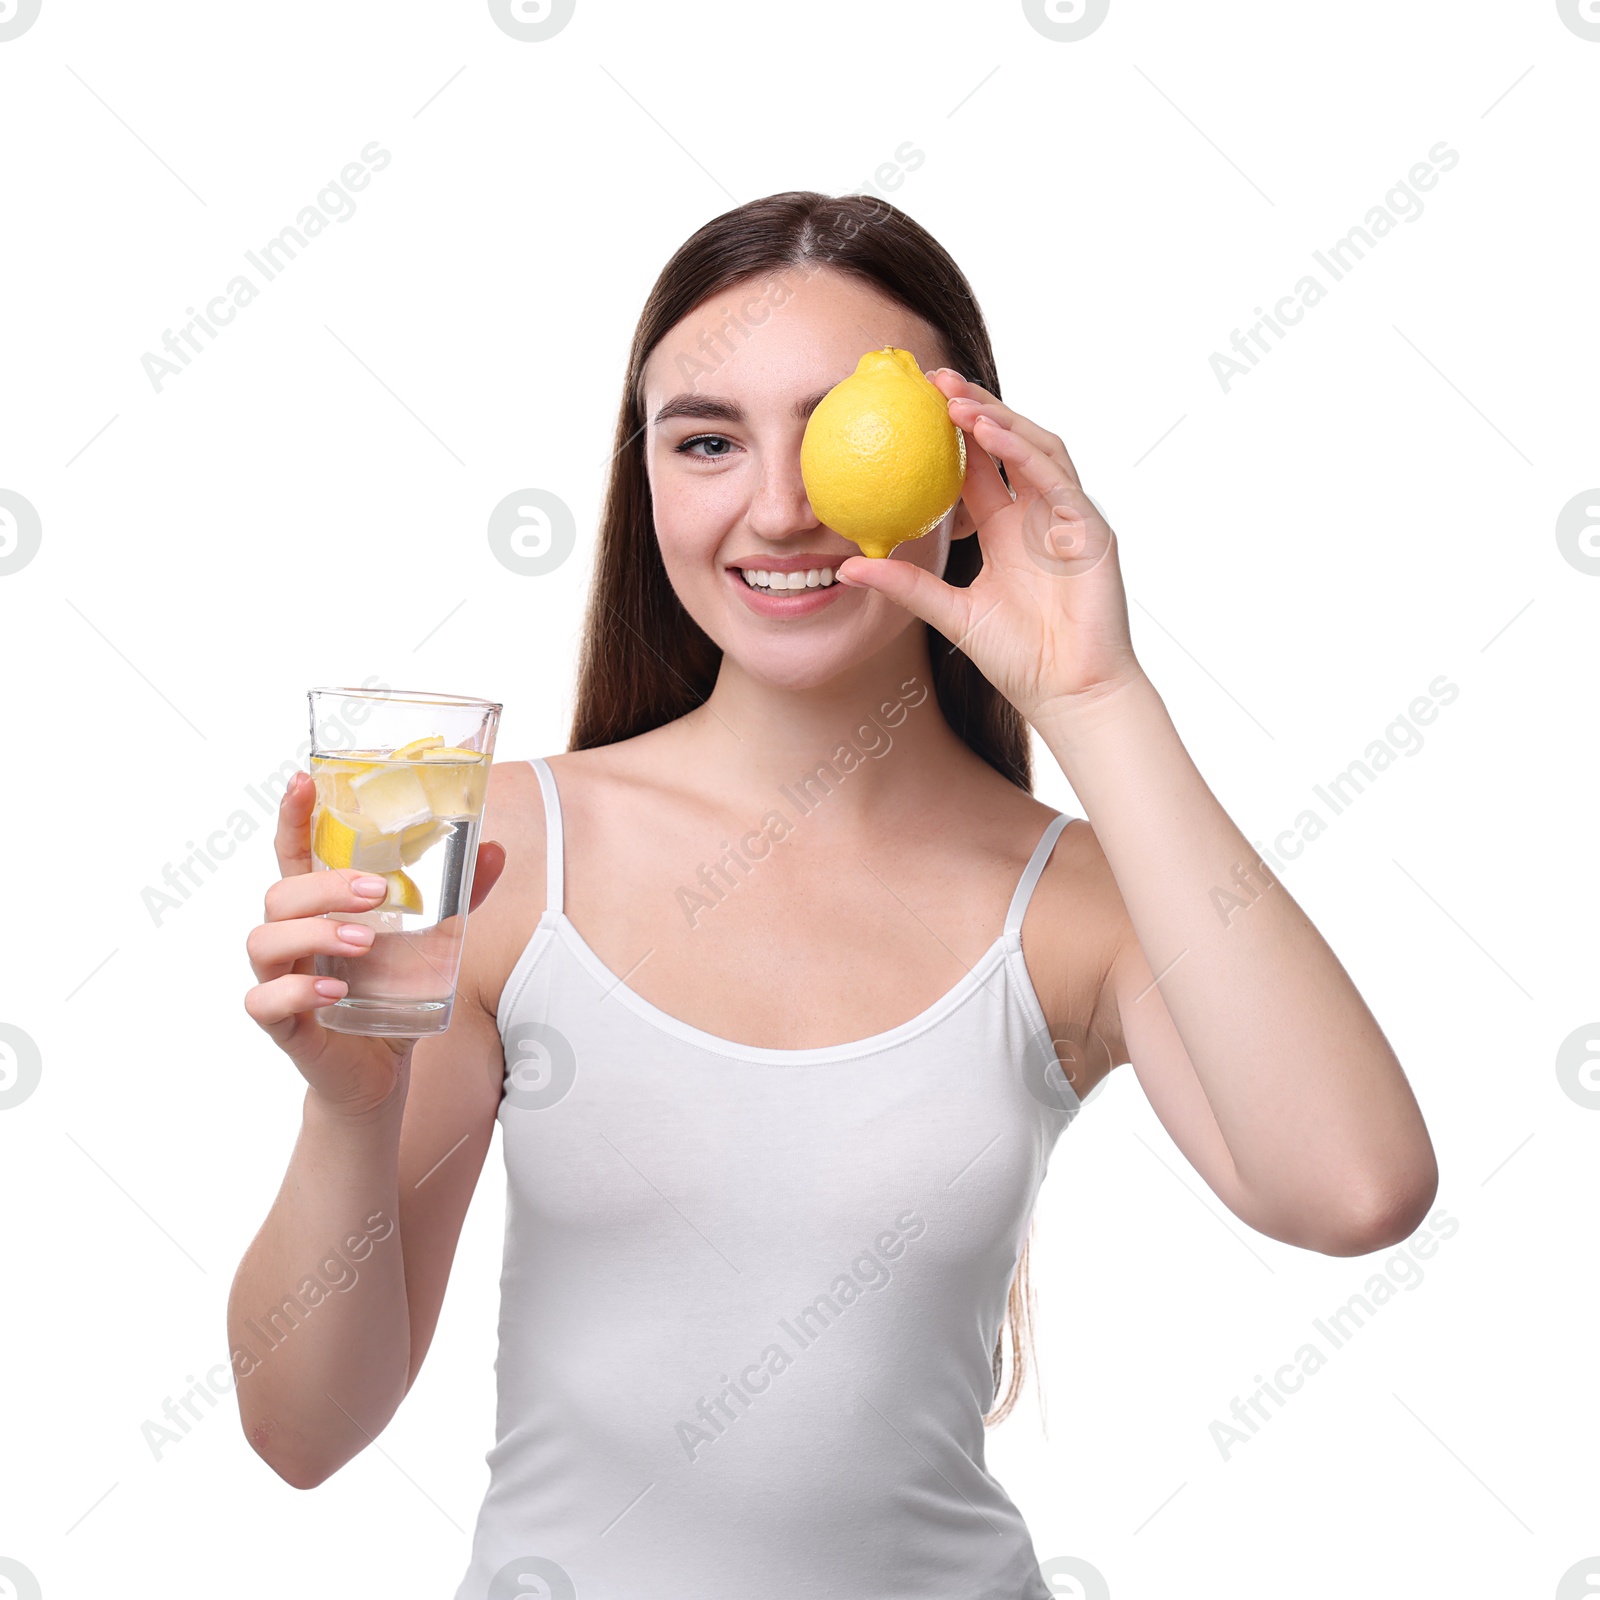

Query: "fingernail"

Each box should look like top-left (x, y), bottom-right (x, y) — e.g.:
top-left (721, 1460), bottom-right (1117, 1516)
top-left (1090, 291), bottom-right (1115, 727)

top-left (354, 875), bottom-right (388, 898)
top-left (336, 923), bottom-right (375, 946)
top-left (314, 978), bottom-right (346, 998)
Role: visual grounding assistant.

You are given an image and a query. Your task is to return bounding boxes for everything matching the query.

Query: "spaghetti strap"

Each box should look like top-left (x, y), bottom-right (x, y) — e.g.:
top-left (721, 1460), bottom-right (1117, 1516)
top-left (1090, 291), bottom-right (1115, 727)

top-left (1003, 812), bottom-right (1072, 939)
top-left (527, 757), bottom-right (564, 915)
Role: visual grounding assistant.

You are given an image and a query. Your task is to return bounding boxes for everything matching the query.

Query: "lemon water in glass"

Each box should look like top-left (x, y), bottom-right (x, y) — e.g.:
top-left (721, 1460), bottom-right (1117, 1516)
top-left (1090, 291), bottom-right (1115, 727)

top-left (306, 687), bottom-right (500, 1037)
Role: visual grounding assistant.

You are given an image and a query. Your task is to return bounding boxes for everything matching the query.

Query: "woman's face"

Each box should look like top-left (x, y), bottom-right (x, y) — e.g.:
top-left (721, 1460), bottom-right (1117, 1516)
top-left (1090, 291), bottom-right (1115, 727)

top-left (640, 265), bottom-right (972, 691)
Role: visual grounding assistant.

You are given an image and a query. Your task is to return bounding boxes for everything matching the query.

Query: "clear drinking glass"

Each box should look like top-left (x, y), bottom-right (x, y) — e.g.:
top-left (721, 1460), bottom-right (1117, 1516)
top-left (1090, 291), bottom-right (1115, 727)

top-left (306, 687), bottom-right (501, 1037)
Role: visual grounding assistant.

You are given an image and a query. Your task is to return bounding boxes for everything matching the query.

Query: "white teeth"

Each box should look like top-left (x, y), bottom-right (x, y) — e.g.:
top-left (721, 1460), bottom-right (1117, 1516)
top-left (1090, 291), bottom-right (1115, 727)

top-left (740, 565), bottom-right (837, 591)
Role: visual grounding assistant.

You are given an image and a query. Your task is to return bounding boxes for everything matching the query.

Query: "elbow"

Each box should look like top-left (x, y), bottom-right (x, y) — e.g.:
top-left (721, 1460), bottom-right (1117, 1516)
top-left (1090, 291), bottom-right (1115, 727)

top-left (243, 1417), bottom-right (339, 1491)
top-left (1323, 1169), bottom-right (1441, 1258)
top-left (272, 1457), bottom-right (336, 1492)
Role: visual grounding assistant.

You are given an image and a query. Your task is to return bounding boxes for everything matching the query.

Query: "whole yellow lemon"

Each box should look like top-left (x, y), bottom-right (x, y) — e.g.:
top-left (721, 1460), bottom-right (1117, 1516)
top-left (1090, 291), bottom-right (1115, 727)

top-left (800, 348), bottom-right (967, 559)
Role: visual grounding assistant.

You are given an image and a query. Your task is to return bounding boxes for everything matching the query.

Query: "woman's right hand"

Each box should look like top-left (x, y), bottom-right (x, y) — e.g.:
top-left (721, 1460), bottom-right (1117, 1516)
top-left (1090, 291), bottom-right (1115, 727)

top-left (244, 769), bottom-right (505, 1118)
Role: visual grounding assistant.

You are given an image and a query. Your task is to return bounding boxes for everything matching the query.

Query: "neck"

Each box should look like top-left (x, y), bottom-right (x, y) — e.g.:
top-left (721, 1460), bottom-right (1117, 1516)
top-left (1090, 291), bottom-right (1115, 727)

top-left (673, 623), bottom-right (985, 826)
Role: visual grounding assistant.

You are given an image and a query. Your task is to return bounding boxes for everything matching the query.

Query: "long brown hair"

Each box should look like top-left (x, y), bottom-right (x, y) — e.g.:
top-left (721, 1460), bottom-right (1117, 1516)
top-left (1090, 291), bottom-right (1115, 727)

top-left (568, 190), bottom-right (1043, 1426)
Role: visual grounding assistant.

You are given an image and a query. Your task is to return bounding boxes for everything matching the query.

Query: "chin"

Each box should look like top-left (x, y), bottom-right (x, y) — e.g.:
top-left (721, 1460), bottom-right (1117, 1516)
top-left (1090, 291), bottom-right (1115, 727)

top-left (724, 616), bottom-right (924, 695)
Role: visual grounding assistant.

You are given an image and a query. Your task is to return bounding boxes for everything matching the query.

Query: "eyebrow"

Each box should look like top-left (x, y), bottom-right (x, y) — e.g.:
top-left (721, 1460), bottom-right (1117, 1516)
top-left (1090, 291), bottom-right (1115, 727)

top-left (650, 388), bottom-right (837, 427)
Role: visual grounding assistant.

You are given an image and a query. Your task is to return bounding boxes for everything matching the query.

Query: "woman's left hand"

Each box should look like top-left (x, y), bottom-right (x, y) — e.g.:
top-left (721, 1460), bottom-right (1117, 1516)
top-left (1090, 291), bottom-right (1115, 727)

top-left (834, 367), bottom-right (1145, 728)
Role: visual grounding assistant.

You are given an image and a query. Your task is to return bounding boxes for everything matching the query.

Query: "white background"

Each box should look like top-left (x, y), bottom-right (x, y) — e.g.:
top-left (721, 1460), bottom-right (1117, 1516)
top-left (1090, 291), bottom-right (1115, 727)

top-left (1, 1), bottom-right (1595, 1596)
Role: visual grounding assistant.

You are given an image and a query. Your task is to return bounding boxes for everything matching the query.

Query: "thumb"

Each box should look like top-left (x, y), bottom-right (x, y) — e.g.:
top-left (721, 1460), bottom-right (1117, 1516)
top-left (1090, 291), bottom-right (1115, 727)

top-left (467, 840), bottom-right (507, 913)
top-left (835, 553), bottom-right (971, 641)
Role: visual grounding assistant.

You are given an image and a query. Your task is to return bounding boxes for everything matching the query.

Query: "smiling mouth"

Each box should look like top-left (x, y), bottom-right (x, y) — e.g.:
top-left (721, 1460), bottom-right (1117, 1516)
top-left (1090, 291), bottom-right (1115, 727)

top-left (733, 563), bottom-right (843, 591)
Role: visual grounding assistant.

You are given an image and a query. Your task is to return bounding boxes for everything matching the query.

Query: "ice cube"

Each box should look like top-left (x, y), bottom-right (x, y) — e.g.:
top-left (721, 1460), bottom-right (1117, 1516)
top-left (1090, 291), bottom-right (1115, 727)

top-left (348, 827), bottom-right (404, 874)
top-left (399, 817), bottom-right (454, 866)
top-left (416, 754), bottom-right (486, 817)
top-left (351, 762), bottom-right (432, 832)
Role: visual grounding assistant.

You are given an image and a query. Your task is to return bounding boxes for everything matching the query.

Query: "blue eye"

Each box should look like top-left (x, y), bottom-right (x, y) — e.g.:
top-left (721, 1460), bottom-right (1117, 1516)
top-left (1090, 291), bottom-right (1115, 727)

top-left (676, 434), bottom-right (737, 460)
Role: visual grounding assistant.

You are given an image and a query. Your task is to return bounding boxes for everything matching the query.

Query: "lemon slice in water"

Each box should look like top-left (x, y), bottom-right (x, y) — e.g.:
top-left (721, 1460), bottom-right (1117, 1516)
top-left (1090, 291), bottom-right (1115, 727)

top-left (313, 808), bottom-right (404, 873)
top-left (393, 735), bottom-right (445, 760)
top-left (312, 807), bottom-right (360, 870)
top-left (382, 869), bottom-right (423, 912)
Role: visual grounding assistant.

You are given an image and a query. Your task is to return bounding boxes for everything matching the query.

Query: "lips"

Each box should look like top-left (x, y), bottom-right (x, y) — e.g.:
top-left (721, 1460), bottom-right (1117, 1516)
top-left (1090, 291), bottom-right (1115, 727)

top-left (728, 554), bottom-right (850, 572)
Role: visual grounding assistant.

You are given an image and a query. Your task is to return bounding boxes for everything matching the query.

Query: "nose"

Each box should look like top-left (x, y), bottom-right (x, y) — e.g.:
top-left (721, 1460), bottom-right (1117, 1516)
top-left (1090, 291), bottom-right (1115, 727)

top-left (742, 447), bottom-right (819, 543)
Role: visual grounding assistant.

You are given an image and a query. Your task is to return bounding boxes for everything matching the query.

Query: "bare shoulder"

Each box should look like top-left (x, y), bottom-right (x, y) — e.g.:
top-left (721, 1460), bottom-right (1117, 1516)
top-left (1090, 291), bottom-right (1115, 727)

top-left (481, 754), bottom-right (547, 908)
top-left (461, 755), bottom-right (549, 1023)
top-left (482, 753), bottom-right (542, 831)
top-left (538, 731), bottom-right (717, 852)
top-left (1017, 807), bottom-right (1135, 1097)
top-left (467, 744), bottom-right (657, 1016)
top-left (541, 736), bottom-right (667, 804)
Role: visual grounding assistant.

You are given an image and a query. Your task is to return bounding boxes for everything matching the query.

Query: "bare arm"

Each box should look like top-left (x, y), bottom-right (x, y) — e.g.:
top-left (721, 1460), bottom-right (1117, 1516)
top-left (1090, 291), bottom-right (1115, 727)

top-left (228, 769), bottom-right (509, 1488)
top-left (228, 1078), bottom-right (415, 1487)
top-left (1041, 673), bottom-right (1439, 1254)
top-left (832, 368), bottom-right (1438, 1257)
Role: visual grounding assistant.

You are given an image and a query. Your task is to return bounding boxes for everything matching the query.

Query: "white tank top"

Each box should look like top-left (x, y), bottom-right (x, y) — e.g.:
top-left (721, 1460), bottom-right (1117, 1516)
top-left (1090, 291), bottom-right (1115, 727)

top-left (453, 756), bottom-right (1085, 1599)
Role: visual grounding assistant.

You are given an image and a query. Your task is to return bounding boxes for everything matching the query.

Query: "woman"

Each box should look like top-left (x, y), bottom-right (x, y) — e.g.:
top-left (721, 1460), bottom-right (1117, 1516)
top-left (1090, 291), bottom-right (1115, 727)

top-left (230, 191), bottom-right (1438, 1597)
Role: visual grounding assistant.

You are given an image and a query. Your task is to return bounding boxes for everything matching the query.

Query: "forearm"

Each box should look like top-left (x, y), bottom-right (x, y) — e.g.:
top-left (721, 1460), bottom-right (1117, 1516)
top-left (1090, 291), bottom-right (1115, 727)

top-left (1036, 672), bottom-right (1437, 1229)
top-left (228, 1084), bottom-right (412, 1488)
